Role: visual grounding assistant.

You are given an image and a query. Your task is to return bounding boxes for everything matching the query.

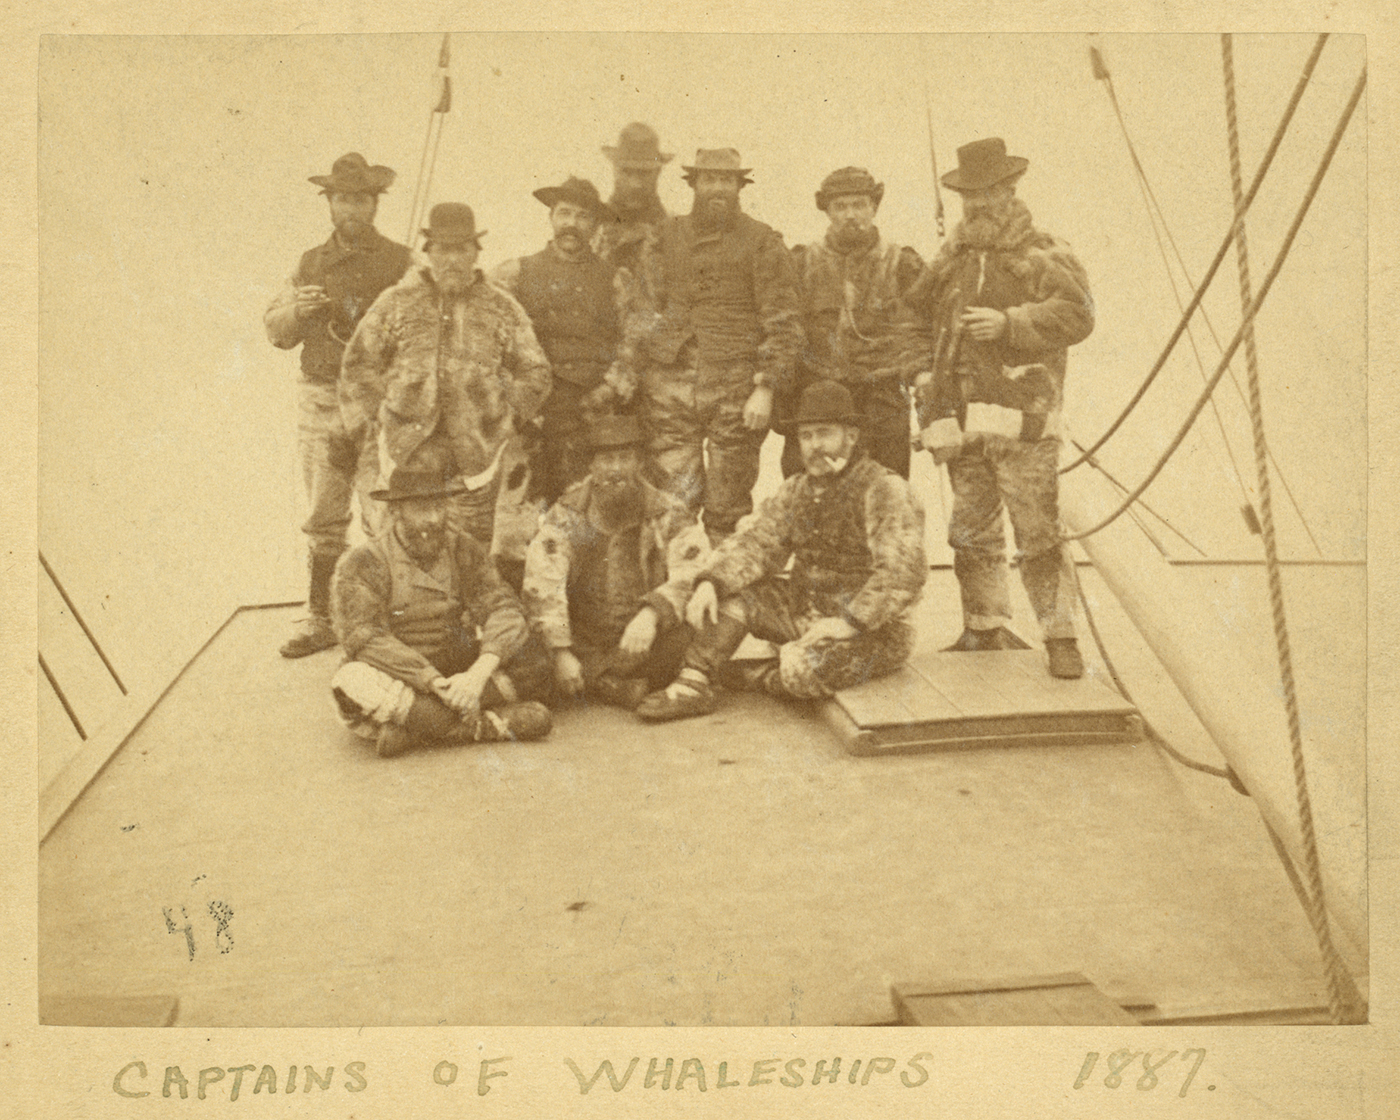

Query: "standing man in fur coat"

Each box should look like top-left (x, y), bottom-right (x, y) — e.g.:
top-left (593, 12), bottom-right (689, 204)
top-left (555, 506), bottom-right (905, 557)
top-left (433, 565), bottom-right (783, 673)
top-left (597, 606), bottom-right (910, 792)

top-left (911, 138), bottom-right (1094, 678)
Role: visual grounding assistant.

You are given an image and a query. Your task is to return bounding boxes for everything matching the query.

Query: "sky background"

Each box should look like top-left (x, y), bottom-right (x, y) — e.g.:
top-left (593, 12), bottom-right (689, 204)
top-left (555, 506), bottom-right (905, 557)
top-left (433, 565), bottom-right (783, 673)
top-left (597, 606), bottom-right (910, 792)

top-left (37, 32), bottom-right (1366, 721)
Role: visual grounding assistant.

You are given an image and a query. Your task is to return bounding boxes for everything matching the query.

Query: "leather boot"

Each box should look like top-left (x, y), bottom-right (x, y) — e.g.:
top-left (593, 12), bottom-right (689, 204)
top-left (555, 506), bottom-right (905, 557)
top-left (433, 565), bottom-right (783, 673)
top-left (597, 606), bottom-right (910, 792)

top-left (1046, 637), bottom-right (1084, 679)
top-left (280, 552), bottom-right (342, 658)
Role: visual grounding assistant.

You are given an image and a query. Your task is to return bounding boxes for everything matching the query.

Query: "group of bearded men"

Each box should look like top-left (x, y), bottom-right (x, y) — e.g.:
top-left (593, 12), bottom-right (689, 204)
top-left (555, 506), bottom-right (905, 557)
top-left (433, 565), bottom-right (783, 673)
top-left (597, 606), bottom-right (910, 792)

top-left (266, 122), bottom-right (1095, 757)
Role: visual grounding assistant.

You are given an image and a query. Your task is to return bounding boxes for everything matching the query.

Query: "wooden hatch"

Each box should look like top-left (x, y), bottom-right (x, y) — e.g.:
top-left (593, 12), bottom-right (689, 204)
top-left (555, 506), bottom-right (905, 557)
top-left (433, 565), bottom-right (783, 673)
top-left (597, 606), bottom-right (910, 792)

top-left (826, 649), bottom-right (1143, 756)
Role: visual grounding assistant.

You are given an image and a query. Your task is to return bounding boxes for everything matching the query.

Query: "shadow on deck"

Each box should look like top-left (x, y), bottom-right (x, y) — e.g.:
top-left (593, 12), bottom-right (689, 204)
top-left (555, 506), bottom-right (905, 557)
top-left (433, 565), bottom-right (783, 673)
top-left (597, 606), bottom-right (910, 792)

top-left (39, 575), bottom-right (1341, 1026)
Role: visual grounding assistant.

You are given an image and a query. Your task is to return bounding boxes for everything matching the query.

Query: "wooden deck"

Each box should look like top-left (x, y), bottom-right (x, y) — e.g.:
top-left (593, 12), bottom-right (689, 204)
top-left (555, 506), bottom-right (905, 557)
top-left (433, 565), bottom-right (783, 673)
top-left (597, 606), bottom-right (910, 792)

top-left (38, 576), bottom-right (1344, 1026)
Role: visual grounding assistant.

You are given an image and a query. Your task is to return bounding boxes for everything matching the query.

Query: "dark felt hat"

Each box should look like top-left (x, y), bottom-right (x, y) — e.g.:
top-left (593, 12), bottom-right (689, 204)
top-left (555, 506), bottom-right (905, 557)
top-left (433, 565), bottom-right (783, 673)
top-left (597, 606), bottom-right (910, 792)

top-left (370, 468), bottom-right (467, 503)
top-left (532, 176), bottom-right (617, 221)
top-left (309, 152), bottom-right (397, 195)
top-left (681, 148), bottom-right (754, 186)
top-left (420, 202), bottom-right (486, 247)
top-left (815, 166), bottom-right (885, 211)
top-left (786, 380), bottom-right (862, 430)
top-left (602, 122), bottom-right (674, 168)
top-left (941, 138), bottom-right (1029, 193)
top-left (587, 414), bottom-right (645, 451)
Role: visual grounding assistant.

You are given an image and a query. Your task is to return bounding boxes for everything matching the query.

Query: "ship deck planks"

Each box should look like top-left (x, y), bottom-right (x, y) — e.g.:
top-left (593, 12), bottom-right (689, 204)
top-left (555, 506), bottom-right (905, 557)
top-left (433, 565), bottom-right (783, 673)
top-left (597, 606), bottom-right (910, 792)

top-left (38, 582), bottom-right (1341, 1026)
top-left (827, 649), bottom-right (1143, 756)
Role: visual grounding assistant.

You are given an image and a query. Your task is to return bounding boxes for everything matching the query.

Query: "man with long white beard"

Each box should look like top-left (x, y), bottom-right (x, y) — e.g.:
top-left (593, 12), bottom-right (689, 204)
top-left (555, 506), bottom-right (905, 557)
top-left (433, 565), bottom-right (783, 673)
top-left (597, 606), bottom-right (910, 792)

top-left (632, 148), bottom-right (801, 544)
top-left (265, 152), bottom-right (412, 658)
top-left (340, 203), bottom-right (551, 551)
top-left (910, 138), bottom-right (1094, 678)
top-left (781, 167), bottom-right (927, 480)
top-left (329, 457), bottom-right (553, 758)
top-left (521, 415), bottom-right (711, 710)
top-left (635, 380), bottom-right (926, 722)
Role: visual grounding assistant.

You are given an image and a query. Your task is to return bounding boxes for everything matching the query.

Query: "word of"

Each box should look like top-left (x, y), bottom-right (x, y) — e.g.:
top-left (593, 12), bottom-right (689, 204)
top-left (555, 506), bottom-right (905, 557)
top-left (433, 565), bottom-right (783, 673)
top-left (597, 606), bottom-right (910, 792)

top-left (113, 1062), bottom-right (367, 1100)
top-left (430, 1057), bottom-right (512, 1095)
top-left (564, 1054), bottom-right (934, 1094)
top-left (1074, 1049), bottom-right (1208, 1097)
top-left (162, 901), bottom-right (234, 959)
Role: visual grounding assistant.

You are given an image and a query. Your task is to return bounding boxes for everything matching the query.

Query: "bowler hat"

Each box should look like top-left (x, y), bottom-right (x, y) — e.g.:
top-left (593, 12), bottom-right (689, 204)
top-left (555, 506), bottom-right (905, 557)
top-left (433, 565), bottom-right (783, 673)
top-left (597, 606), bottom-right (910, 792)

top-left (786, 380), bottom-right (862, 430)
top-left (602, 122), bottom-right (674, 169)
top-left (370, 468), bottom-right (467, 503)
top-left (420, 202), bottom-right (486, 247)
top-left (815, 166), bottom-right (885, 211)
top-left (587, 414), bottom-right (645, 451)
top-left (532, 176), bottom-right (617, 221)
top-left (309, 152), bottom-right (397, 195)
top-left (941, 138), bottom-right (1029, 193)
top-left (681, 148), bottom-right (754, 186)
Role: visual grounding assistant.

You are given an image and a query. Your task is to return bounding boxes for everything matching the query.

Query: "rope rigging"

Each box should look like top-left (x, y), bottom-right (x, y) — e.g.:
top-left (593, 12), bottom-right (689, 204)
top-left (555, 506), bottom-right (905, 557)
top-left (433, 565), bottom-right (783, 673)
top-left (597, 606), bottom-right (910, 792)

top-left (1087, 42), bottom-right (1323, 554)
top-left (1059, 62), bottom-right (1365, 545)
top-left (1061, 35), bottom-right (1328, 476)
top-left (1221, 32), bottom-right (1362, 1026)
top-left (1070, 440), bottom-right (1206, 558)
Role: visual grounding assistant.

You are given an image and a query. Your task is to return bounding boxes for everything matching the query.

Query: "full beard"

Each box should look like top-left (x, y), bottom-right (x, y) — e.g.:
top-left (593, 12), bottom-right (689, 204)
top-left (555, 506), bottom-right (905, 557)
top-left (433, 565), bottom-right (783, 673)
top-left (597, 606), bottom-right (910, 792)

top-left (593, 477), bottom-right (644, 521)
top-left (335, 217), bottom-right (373, 245)
top-left (959, 211), bottom-right (1010, 248)
top-left (433, 270), bottom-right (472, 297)
top-left (398, 523), bottom-right (448, 566)
top-left (690, 193), bottom-right (737, 231)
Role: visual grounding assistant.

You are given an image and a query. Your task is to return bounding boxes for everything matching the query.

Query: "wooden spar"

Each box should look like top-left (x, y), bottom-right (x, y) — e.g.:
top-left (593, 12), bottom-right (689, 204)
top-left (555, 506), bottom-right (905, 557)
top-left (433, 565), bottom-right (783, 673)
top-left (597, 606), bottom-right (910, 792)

top-left (1059, 466), bottom-right (1367, 985)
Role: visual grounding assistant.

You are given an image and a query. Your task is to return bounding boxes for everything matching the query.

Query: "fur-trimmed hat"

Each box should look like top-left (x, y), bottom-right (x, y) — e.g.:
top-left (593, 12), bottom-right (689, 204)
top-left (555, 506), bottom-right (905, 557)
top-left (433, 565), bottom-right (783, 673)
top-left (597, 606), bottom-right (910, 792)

top-left (815, 166), bottom-right (884, 211)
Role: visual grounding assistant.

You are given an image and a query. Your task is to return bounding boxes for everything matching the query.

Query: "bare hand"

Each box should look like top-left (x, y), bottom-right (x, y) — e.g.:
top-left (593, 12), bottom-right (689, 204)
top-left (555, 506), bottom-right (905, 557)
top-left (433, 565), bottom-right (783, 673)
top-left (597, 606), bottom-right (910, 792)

top-left (553, 649), bottom-right (585, 699)
top-left (742, 385), bottom-right (774, 431)
top-left (800, 616), bottom-right (859, 645)
top-left (618, 607), bottom-right (659, 655)
top-left (960, 306), bottom-right (1007, 342)
top-left (436, 664), bottom-right (492, 716)
top-left (685, 580), bottom-right (719, 630)
top-left (294, 285), bottom-right (331, 320)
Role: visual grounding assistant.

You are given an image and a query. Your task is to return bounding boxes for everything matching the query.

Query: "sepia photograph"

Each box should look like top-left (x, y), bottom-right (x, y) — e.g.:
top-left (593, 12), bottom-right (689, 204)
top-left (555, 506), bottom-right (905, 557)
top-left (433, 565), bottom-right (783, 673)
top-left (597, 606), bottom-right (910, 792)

top-left (35, 31), bottom-right (1368, 1037)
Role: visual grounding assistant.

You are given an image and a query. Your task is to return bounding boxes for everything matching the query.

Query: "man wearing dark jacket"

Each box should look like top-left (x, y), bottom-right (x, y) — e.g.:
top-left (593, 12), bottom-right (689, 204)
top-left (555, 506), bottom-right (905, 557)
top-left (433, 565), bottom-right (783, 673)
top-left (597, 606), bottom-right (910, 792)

top-left (329, 461), bottom-right (552, 758)
top-left (491, 177), bottom-right (629, 504)
top-left (265, 152), bottom-right (412, 658)
top-left (636, 380), bottom-right (926, 722)
top-left (633, 148), bottom-right (802, 543)
top-left (783, 166), bottom-right (927, 480)
top-left (911, 138), bottom-right (1094, 678)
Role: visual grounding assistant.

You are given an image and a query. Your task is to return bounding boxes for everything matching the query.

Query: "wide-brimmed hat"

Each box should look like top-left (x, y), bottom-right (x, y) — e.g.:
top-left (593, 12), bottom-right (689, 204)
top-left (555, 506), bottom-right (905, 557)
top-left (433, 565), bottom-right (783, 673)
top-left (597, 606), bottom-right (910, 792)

top-left (420, 202), bottom-right (486, 247)
top-left (815, 166), bottom-right (885, 211)
top-left (370, 468), bottom-right (467, 503)
top-left (308, 152), bottom-right (397, 195)
top-left (941, 138), bottom-right (1029, 193)
top-left (587, 414), bottom-right (645, 451)
top-left (602, 122), bottom-right (674, 169)
top-left (532, 176), bottom-right (617, 221)
top-left (786, 380), bottom-right (862, 430)
top-left (681, 148), bottom-right (754, 186)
